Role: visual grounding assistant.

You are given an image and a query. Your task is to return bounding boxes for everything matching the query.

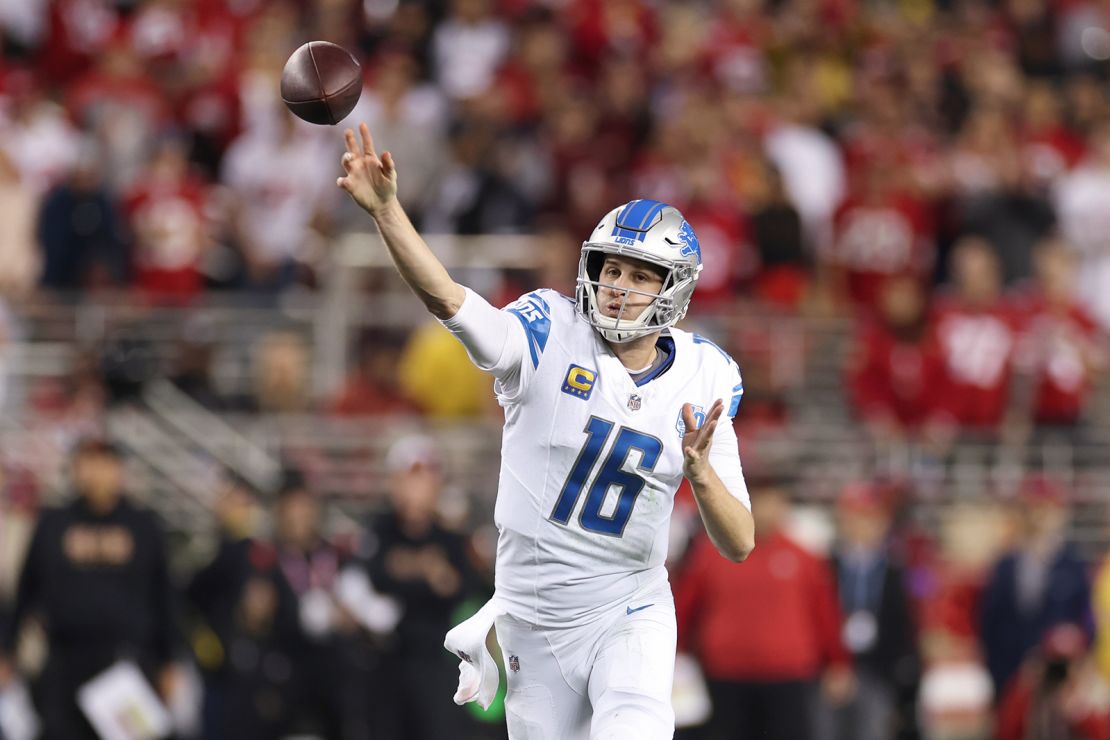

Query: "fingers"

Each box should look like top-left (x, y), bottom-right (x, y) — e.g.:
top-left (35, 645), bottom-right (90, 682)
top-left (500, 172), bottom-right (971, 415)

top-left (381, 150), bottom-right (394, 176)
top-left (694, 400), bottom-right (725, 449)
top-left (360, 122), bottom-right (376, 157)
top-left (699, 420), bottom-right (718, 445)
top-left (344, 128), bottom-right (358, 157)
top-left (681, 403), bottom-right (696, 431)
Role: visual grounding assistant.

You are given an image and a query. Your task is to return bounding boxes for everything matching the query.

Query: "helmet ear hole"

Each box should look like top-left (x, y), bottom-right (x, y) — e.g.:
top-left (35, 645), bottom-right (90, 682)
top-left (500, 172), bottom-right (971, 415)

top-left (585, 251), bottom-right (606, 282)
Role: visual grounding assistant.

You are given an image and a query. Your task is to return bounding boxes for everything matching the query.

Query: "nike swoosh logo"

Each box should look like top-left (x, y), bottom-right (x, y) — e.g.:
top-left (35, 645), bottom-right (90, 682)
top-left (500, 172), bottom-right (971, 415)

top-left (626, 604), bottom-right (654, 615)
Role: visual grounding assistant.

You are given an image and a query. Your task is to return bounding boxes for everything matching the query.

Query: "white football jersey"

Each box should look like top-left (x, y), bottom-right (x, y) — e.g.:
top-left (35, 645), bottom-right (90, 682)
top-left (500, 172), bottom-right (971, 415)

top-left (443, 288), bottom-right (748, 627)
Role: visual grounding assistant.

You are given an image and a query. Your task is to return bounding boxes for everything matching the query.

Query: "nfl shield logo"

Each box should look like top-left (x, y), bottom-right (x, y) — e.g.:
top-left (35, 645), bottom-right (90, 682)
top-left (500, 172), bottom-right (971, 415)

top-left (627, 394), bottom-right (642, 411)
top-left (508, 655), bottom-right (520, 673)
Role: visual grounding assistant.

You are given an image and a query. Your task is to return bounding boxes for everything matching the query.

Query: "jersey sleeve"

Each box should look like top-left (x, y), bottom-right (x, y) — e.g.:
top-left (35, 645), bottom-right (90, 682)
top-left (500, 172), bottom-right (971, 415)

top-left (439, 287), bottom-right (555, 401)
top-left (707, 355), bottom-right (750, 511)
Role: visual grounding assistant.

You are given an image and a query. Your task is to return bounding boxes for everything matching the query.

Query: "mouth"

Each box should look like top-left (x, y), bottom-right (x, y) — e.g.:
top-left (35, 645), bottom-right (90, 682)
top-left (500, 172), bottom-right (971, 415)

top-left (603, 301), bottom-right (626, 317)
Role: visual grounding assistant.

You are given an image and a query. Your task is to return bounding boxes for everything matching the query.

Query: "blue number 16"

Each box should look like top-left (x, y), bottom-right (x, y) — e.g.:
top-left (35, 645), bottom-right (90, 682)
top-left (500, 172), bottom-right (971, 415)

top-left (550, 417), bottom-right (664, 536)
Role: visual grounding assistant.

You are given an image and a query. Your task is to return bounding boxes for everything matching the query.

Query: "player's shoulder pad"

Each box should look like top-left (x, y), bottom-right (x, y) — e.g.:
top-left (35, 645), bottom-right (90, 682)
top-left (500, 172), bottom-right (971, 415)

top-left (691, 332), bottom-right (744, 418)
top-left (504, 289), bottom-right (565, 369)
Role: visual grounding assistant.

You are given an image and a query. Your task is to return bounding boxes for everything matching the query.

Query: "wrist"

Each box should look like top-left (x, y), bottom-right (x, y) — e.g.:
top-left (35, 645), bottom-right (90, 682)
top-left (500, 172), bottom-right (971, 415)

top-left (370, 198), bottom-right (403, 223)
top-left (686, 467), bottom-right (713, 489)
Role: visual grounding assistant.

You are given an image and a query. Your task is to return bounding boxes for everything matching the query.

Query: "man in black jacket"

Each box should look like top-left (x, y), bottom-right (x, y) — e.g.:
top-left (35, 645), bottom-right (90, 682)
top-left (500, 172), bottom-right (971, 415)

top-left (365, 435), bottom-right (485, 740)
top-left (0, 438), bottom-right (181, 740)
top-left (820, 482), bottom-right (921, 740)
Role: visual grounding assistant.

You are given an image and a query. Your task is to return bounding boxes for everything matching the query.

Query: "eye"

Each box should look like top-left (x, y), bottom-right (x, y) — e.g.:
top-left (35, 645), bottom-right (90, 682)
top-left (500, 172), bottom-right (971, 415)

top-left (633, 273), bottom-right (649, 283)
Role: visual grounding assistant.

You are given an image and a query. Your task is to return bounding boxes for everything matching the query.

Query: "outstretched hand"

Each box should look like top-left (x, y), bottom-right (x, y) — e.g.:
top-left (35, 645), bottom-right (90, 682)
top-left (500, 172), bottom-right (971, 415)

top-left (682, 399), bottom-right (723, 484)
top-left (336, 122), bottom-right (398, 216)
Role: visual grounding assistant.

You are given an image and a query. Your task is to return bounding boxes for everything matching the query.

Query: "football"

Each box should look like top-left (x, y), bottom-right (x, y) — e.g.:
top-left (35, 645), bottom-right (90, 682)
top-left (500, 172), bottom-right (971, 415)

top-left (280, 41), bottom-right (363, 125)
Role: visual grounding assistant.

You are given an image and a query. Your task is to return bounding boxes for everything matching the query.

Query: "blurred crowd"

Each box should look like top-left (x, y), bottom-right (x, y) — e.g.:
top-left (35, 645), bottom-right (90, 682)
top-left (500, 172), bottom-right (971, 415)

top-left (1, 434), bottom-right (507, 740)
top-left (5, 439), bottom-right (1110, 739)
top-left (0, 0), bottom-right (1107, 308)
top-left (0, 0), bottom-right (1105, 431)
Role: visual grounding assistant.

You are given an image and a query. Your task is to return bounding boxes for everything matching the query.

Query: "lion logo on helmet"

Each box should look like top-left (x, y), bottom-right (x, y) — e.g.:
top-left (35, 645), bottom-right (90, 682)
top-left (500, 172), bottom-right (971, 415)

top-left (677, 221), bottom-right (701, 262)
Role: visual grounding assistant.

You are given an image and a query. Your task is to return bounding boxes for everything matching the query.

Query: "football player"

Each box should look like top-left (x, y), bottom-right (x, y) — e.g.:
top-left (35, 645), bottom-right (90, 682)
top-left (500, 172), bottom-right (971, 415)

top-left (337, 123), bottom-right (755, 740)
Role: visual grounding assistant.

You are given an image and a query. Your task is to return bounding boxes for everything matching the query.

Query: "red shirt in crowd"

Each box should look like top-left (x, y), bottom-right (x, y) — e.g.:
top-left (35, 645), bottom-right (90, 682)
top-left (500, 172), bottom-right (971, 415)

top-left (123, 172), bottom-right (210, 300)
top-left (847, 316), bottom-right (952, 432)
top-left (674, 531), bottom-right (850, 682)
top-left (678, 199), bottom-right (751, 310)
top-left (1015, 295), bottom-right (1101, 425)
top-left (995, 665), bottom-right (1110, 740)
top-left (827, 193), bottom-right (935, 311)
top-left (934, 296), bottom-right (1023, 430)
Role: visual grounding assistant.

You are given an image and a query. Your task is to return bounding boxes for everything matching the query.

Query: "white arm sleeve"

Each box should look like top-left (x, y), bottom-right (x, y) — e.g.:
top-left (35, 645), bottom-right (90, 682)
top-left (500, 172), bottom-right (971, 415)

top-left (438, 287), bottom-right (527, 377)
top-left (441, 287), bottom-right (557, 403)
top-left (707, 418), bottom-right (751, 512)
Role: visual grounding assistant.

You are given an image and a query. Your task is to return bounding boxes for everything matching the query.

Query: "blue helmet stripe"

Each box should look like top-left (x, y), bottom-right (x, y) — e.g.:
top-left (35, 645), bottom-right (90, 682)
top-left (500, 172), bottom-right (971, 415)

top-left (618, 199), bottom-right (661, 230)
top-left (615, 199), bottom-right (641, 226)
top-left (635, 200), bottom-right (667, 229)
top-left (611, 199), bottom-right (668, 243)
top-left (616, 199), bottom-right (650, 229)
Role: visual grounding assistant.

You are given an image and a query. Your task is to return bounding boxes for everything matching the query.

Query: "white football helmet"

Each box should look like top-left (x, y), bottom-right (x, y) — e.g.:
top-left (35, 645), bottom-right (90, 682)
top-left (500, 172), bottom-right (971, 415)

top-left (576, 199), bottom-right (703, 343)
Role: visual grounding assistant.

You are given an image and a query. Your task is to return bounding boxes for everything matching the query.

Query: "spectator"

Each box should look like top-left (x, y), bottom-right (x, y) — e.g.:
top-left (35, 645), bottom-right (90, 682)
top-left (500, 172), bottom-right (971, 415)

top-left (674, 483), bottom-right (853, 740)
top-left (979, 476), bottom-right (1092, 697)
top-left (0, 147), bottom-right (38, 297)
top-left (329, 329), bottom-right (418, 417)
top-left (422, 117), bottom-right (535, 235)
top-left (186, 472), bottom-right (299, 740)
top-left (934, 237), bottom-right (1022, 436)
top-left (763, 90), bottom-right (846, 253)
top-left (249, 330), bottom-right (311, 414)
top-left (995, 623), bottom-right (1110, 739)
top-left (221, 110), bottom-right (338, 292)
top-left (64, 30), bottom-right (172, 192)
top-left (847, 274), bottom-right (955, 454)
top-left (820, 483), bottom-right (921, 740)
top-left (431, 0), bottom-right (510, 102)
top-left (0, 437), bottom-right (181, 740)
top-left (0, 68), bottom-right (80, 196)
top-left (346, 47), bottom-right (448, 229)
top-left (273, 477), bottom-right (370, 739)
top-left (168, 332), bottom-right (229, 412)
top-left (1013, 239), bottom-right (1103, 433)
top-left (1055, 119), bottom-right (1110, 332)
top-left (961, 117), bottom-right (1057, 287)
top-left (398, 320), bottom-right (493, 418)
top-left (122, 135), bottom-right (212, 302)
top-left (748, 162), bottom-right (809, 310)
top-left (36, 139), bottom-right (130, 292)
top-left (824, 156), bottom-right (936, 312)
top-left (365, 434), bottom-right (483, 740)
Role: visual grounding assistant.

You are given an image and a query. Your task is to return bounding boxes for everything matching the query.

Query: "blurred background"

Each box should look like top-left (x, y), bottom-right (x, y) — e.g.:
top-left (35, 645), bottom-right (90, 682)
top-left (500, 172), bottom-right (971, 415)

top-left (0, 0), bottom-right (1109, 738)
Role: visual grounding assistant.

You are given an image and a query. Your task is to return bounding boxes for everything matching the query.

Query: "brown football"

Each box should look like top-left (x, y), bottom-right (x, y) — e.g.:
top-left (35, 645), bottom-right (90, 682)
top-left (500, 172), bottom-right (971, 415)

top-left (280, 41), bottom-right (363, 125)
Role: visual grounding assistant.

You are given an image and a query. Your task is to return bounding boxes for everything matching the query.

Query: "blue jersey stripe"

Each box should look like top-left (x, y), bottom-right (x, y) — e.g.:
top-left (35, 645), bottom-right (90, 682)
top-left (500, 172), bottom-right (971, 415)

top-left (507, 294), bottom-right (551, 370)
top-left (728, 393), bottom-right (742, 417)
top-left (509, 311), bottom-right (540, 368)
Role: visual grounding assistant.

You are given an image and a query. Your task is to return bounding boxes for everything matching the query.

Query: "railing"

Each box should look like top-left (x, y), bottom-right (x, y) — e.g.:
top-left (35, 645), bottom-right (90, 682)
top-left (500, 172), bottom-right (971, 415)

top-left (1, 234), bottom-right (1109, 554)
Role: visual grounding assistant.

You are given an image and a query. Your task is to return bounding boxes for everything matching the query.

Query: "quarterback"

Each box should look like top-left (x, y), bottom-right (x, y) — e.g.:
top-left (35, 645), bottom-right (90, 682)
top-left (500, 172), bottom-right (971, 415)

top-left (337, 123), bottom-right (755, 739)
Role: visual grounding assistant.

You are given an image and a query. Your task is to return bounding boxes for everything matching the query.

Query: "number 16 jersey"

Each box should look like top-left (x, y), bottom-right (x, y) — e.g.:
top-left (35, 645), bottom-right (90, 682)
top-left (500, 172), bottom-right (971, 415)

top-left (441, 287), bottom-right (749, 628)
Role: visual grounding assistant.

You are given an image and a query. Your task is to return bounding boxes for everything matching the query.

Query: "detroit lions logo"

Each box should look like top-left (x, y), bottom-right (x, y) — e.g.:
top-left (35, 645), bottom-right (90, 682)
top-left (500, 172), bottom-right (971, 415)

top-left (677, 221), bottom-right (701, 263)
